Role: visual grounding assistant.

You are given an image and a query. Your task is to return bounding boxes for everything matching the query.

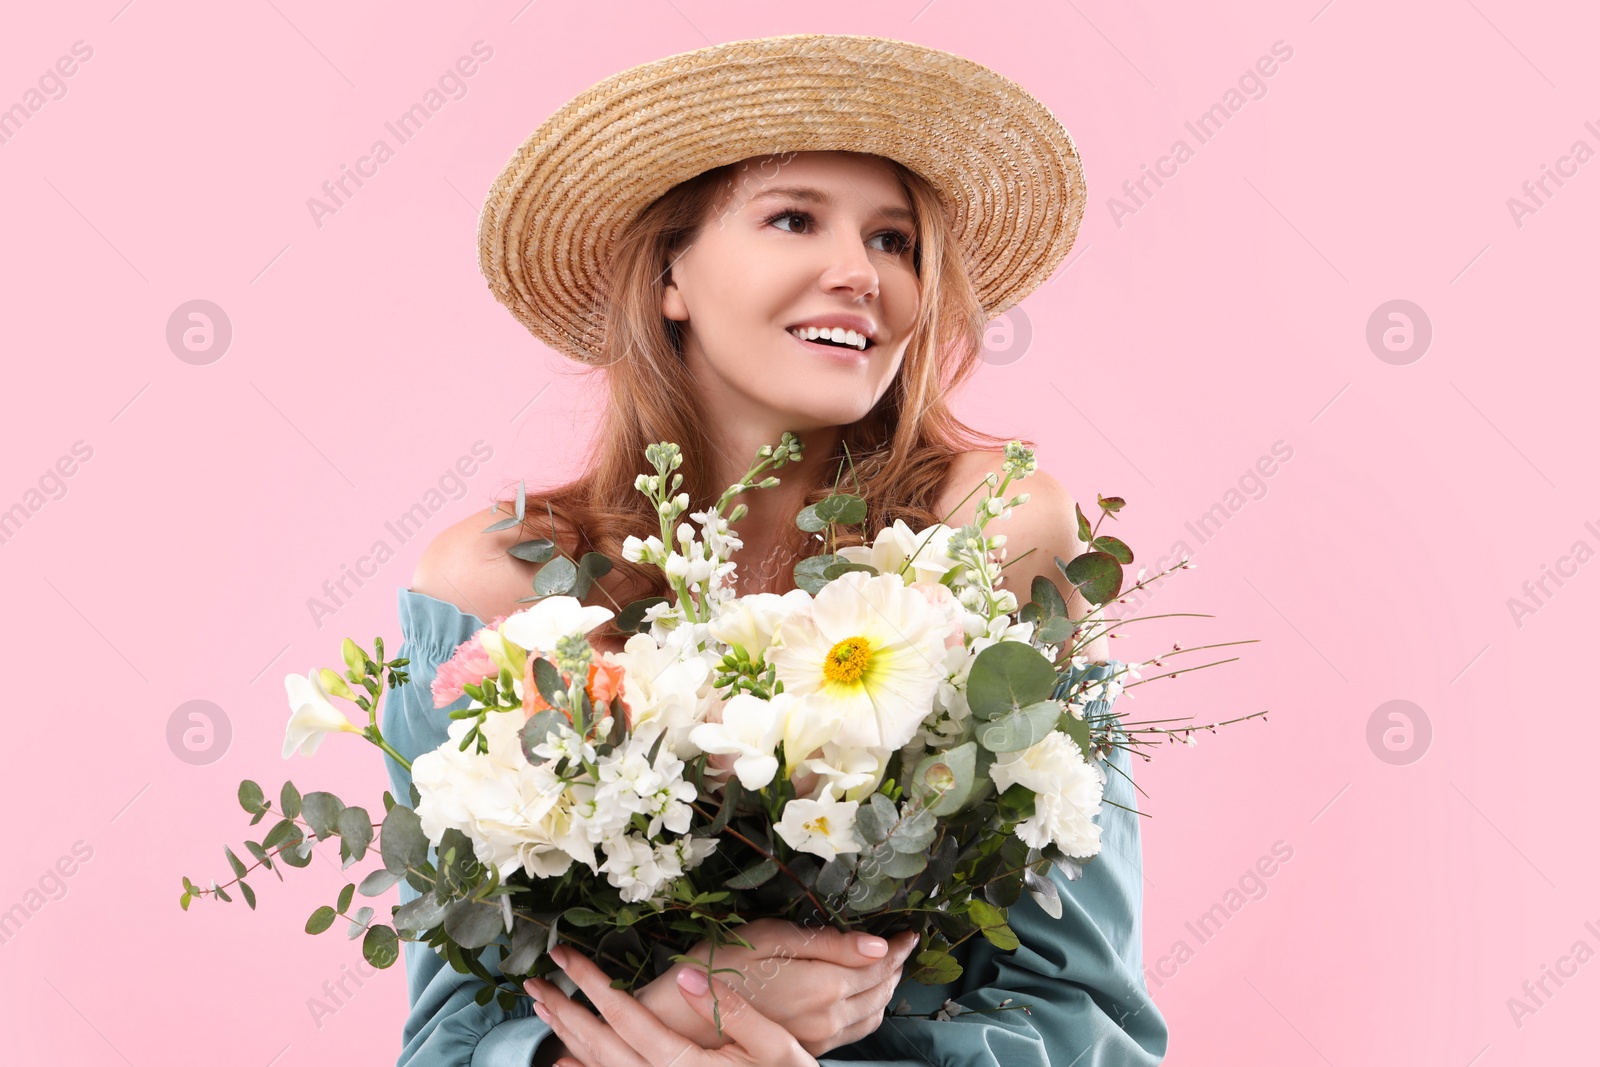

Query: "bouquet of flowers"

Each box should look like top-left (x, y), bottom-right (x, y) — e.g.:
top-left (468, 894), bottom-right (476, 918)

top-left (181, 436), bottom-right (1263, 1021)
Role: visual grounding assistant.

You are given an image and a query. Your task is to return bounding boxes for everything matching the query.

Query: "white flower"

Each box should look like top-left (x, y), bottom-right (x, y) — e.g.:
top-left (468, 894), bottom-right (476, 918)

top-left (774, 796), bottom-right (861, 861)
top-left (594, 735), bottom-right (697, 837)
top-left (688, 692), bottom-right (784, 790)
top-left (498, 596), bottom-right (615, 656)
top-left (412, 710), bottom-right (592, 880)
top-left (599, 834), bottom-right (669, 903)
top-left (836, 520), bottom-right (962, 586)
top-left (768, 570), bottom-right (956, 751)
top-left (707, 589), bottom-right (811, 663)
top-left (606, 632), bottom-right (712, 756)
top-left (796, 742), bottom-right (887, 803)
top-left (989, 731), bottom-right (1106, 858)
top-left (282, 670), bottom-right (361, 758)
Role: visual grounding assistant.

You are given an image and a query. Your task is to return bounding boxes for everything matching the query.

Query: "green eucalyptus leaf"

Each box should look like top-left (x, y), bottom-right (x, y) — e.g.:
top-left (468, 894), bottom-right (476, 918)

top-left (910, 945), bottom-right (963, 985)
top-left (724, 858), bottom-right (778, 890)
top-left (910, 741), bottom-right (978, 816)
top-left (980, 921), bottom-right (1020, 951)
top-left (1073, 502), bottom-right (1092, 544)
top-left (337, 883), bottom-right (355, 914)
top-left (1024, 867), bottom-right (1063, 919)
top-left (1060, 551), bottom-right (1122, 606)
top-left (380, 806), bottom-right (429, 875)
top-left (793, 553), bottom-right (845, 594)
top-left (261, 818), bottom-right (302, 852)
top-left (571, 552), bottom-right (614, 600)
top-left (520, 709), bottom-right (563, 765)
top-left (1036, 616), bottom-right (1077, 645)
top-left (1030, 576), bottom-right (1067, 619)
top-left (394, 892), bottom-right (448, 936)
top-left (279, 781), bottom-right (302, 820)
top-left (533, 556), bottom-right (578, 596)
top-left (1091, 535), bottom-right (1134, 565)
top-left (444, 899), bottom-right (507, 949)
top-left (348, 905), bottom-right (375, 938)
top-left (301, 791), bottom-right (346, 840)
top-left (502, 917), bottom-right (546, 975)
top-left (531, 658), bottom-right (565, 707)
top-left (338, 807), bottom-right (374, 862)
top-left (976, 701), bottom-right (1062, 754)
top-left (887, 804), bottom-right (936, 854)
top-left (358, 868), bottom-right (402, 897)
top-left (561, 907), bottom-right (609, 928)
top-left (815, 854), bottom-right (856, 898)
top-left (363, 923), bottom-right (401, 968)
top-left (617, 597), bottom-right (668, 634)
top-left (224, 847), bottom-right (247, 880)
top-left (966, 642), bottom-right (1056, 720)
top-left (306, 905), bottom-right (337, 934)
top-left (1060, 713), bottom-right (1094, 762)
top-left (239, 881), bottom-right (256, 910)
top-left (237, 780), bottom-right (265, 815)
top-left (507, 538), bottom-right (556, 563)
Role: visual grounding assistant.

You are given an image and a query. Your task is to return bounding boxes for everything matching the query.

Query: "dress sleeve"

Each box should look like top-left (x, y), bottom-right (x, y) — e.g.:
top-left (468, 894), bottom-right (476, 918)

top-left (384, 587), bottom-right (560, 1067)
top-left (818, 662), bottom-right (1169, 1066)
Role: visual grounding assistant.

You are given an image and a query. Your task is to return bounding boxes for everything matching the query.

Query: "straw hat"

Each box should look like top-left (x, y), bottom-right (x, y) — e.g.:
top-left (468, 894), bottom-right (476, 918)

top-left (477, 33), bottom-right (1086, 365)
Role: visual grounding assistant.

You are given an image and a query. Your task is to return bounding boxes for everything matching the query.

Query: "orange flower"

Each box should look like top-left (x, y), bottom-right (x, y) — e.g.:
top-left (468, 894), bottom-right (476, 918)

top-left (519, 652), bottom-right (630, 730)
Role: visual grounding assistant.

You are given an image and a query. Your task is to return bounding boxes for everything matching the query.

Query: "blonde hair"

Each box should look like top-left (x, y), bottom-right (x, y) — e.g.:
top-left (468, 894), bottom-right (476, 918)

top-left (501, 152), bottom-right (1030, 644)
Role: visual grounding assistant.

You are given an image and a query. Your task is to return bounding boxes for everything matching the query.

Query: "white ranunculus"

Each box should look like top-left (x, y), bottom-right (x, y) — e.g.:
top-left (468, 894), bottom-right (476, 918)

top-left (687, 692), bottom-right (784, 790)
top-left (498, 596), bottom-right (615, 656)
top-left (774, 796), bottom-right (862, 861)
top-left (411, 710), bottom-right (592, 880)
top-left (836, 520), bottom-right (962, 586)
top-left (988, 731), bottom-right (1106, 858)
top-left (282, 670), bottom-right (360, 758)
top-left (707, 589), bottom-right (812, 663)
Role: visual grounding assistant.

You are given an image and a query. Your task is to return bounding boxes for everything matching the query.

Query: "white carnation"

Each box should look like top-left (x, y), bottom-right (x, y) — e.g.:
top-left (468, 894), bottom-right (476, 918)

top-left (988, 731), bottom-right (1107, 858)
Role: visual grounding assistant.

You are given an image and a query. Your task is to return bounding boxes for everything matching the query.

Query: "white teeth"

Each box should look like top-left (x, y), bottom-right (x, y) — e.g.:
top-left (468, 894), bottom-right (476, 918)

top-left (789, 326), bottom-right (870, 351)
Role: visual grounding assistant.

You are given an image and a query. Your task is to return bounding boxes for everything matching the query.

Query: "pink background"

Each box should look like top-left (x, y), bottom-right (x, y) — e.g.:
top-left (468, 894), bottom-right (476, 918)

top-left (3, 1), bottom-right (1594, 1063)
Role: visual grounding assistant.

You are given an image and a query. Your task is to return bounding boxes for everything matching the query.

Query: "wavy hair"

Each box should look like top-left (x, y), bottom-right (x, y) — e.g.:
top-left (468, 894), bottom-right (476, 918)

top-left (498, 152), bottom-right (1030, 645)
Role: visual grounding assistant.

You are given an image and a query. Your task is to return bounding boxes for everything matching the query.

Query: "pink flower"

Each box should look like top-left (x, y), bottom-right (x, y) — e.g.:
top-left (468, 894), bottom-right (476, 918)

top-left (431, 629), bottom-right (499, 709)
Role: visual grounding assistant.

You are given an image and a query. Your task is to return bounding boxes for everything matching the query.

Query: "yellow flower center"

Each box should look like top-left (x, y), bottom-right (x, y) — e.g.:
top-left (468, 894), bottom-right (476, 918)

top-left (823, 636), bottom-right (873, 685)
top-left (807, 815), bottom-right (831, 835)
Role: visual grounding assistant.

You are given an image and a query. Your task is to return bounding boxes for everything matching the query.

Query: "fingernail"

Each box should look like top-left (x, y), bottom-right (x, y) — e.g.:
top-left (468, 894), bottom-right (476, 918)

top-left (858, 934), bottom-right (888, 958)
top-left (534, 1003), bottom-right (553, 1023)
top-left (677, 966), bottom-right (710, 996)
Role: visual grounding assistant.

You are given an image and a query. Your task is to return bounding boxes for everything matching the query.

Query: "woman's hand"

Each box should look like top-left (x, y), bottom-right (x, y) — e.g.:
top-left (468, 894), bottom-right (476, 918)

top-left (632, 919), bottom-right (920, 1057)
top-left (526, 943), bottom-right (821, 1067)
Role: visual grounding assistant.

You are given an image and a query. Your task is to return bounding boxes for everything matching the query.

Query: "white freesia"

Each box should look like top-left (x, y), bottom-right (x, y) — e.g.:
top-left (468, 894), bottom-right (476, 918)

top-left (706, 589), bottom-right (811, 663)
top-left (774, 796), bottom-right (861, 861)
top-left (412, 710), bottom-right (592, 879)
top-left (988, 731), bottom-right (1106, 857)
top-left (498, 596), bottom-right (615, 656)
top-left (282, 670), bottom-right (361, 758)
top-left (768, 570), bottom-right (958, 751)
top-left (687, 692), bottom-right (785, 790)
top-left (837, 520), bottom-right (963, 586)
top-left (796, 742), bottom-right (887, 803)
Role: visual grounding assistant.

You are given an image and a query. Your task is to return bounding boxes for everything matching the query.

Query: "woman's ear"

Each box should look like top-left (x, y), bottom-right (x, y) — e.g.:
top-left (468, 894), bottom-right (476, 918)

top-left (661, 267), bottom-right (689, 322)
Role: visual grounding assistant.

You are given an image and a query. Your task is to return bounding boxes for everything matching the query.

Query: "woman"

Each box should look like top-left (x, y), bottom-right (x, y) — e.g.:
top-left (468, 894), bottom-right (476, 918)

top-left (387, 34), bottom-right (1168, 1067)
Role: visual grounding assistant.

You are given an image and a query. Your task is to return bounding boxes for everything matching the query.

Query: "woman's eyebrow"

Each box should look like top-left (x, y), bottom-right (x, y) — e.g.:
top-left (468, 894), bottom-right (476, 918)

top-left (749, 185), bottom-right (916, 223)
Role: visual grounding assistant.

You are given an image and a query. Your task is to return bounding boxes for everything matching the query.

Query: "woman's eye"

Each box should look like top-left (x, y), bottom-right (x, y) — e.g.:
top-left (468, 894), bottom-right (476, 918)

top-left (768, 210), bottom-right (914, 255)
top-left (769, 210), bottom-right (812, 233)
top-left (871, 231), bottom-right (915, 255)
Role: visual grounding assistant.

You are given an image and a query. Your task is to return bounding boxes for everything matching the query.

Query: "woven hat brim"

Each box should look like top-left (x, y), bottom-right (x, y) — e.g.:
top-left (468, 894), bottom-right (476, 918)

top-left (478, 33), bottom-right (1087, 365)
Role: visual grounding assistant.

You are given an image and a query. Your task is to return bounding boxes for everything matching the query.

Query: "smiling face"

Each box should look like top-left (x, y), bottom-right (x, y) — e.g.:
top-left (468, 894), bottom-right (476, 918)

top-left (659, 151), bottom-right (923, 432)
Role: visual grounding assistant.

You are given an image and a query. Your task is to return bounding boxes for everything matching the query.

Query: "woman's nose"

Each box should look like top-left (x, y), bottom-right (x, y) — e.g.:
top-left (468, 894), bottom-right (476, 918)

top-left (820, 238), bottom-right (880, 299)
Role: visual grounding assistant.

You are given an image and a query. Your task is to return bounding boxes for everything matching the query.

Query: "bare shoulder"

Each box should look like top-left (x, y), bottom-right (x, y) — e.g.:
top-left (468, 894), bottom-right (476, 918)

top-left (937, 448), bottom-right (1110, 661)
top-left (410, 500), bottom-right (568, 623)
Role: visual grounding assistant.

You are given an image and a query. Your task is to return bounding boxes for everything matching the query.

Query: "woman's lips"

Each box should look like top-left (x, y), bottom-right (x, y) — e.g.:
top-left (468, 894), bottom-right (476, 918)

top-left (787, 328), bottom-right (870, 365)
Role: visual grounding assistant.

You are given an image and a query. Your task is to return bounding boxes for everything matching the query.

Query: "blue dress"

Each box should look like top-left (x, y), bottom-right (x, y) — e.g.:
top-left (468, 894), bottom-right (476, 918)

top-left (385, 586), bottom-right (1169, 1065)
